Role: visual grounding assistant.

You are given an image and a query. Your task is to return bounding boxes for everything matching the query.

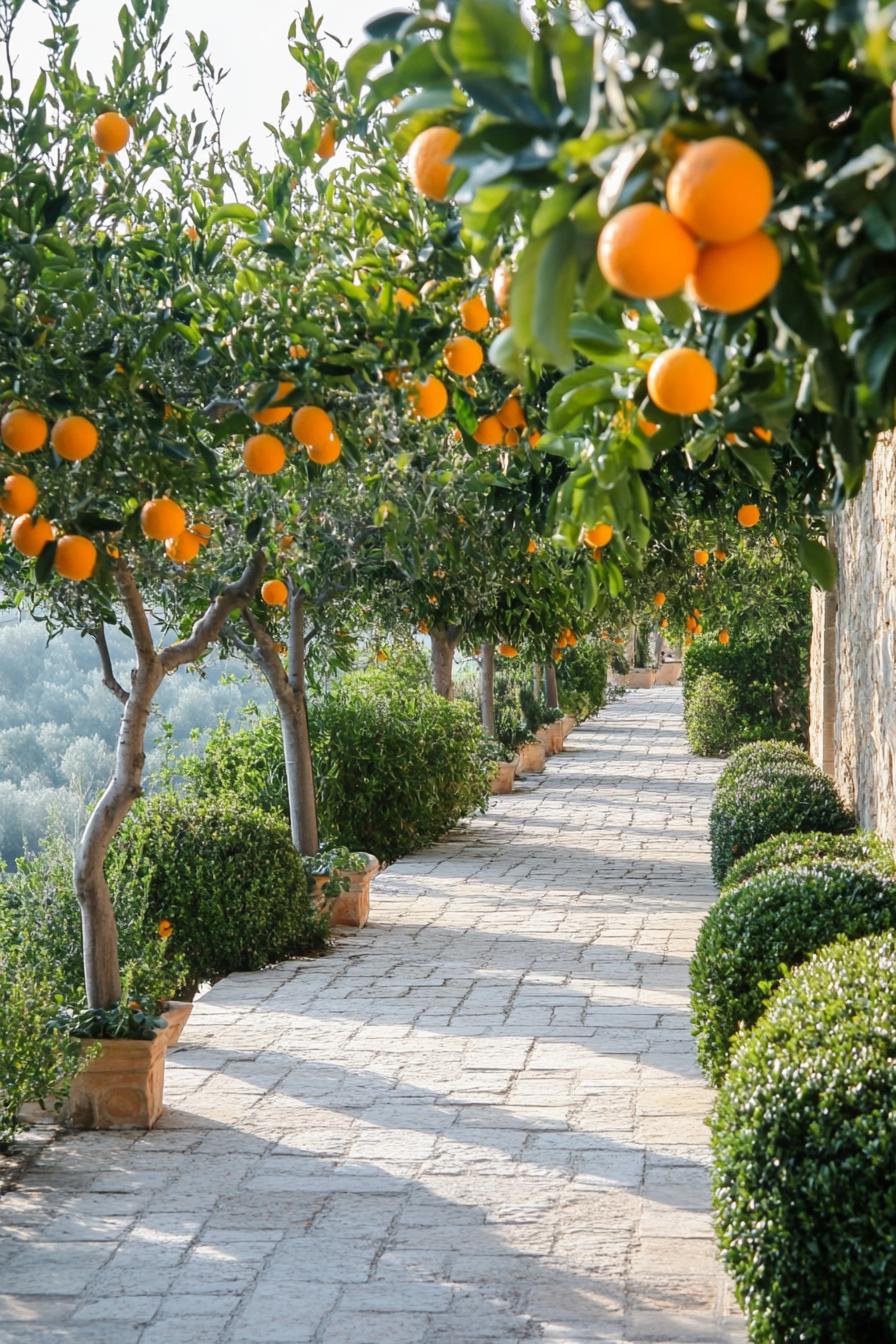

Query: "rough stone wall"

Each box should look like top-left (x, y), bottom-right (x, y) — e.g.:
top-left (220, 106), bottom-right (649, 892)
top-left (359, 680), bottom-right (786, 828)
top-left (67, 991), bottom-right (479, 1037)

top-left (810, 435), bottom-right (896, 844)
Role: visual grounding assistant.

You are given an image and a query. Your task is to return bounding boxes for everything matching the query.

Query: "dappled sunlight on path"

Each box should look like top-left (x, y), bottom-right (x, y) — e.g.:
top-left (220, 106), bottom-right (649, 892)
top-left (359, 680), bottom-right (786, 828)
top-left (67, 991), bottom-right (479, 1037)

top-left (0, 687), bottom-right (744, 1342)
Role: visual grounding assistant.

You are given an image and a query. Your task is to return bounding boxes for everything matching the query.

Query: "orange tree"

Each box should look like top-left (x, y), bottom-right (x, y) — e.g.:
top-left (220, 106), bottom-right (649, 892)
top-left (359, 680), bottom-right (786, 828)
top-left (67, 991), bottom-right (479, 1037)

top-left (346, 0), bottom-right (896, 592)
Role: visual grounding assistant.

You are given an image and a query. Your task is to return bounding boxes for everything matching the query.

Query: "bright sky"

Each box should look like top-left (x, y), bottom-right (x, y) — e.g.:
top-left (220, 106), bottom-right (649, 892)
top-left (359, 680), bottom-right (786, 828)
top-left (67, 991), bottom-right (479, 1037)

top-left (11, 1), bottom-right (386, 157)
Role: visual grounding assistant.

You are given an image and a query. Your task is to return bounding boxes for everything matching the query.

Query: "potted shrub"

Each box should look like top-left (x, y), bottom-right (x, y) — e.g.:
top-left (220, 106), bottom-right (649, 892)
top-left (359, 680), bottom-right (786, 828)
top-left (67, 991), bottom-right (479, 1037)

top-left (489, 707), bottom-right (530, 793)
top-left (305, 847), bottom-right (379, 928)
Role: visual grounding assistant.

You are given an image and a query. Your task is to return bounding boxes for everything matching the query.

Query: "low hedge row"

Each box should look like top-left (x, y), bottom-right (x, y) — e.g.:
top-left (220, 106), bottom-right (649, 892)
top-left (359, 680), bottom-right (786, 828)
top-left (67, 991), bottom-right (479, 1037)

top-left (722, 828), bottom-right (896, 891)
top-left (712, 931), bottom-right (896, 1341)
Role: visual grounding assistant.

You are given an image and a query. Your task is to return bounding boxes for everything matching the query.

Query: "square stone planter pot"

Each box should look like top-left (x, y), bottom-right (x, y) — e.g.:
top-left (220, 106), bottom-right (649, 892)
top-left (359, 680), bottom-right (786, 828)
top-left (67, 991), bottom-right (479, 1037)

top-left (312, 854), bottom-right (379, 928)
top-left (560, 714), bottom-right (576, 739)
top-left (518, 740), bottom-right (546, 773)
top-left (491, 757), bottom-right (518, 795)
top-left (654, 659), bottom-right (682, 686)
top-left (625, 668), bottom-right (657, 689)
top-left (535, 727), bottom-right (555, 757)
top-left (64, 1000), bottom-right (193, 1132)
top-left (547, 721), bottom-right (565, 753)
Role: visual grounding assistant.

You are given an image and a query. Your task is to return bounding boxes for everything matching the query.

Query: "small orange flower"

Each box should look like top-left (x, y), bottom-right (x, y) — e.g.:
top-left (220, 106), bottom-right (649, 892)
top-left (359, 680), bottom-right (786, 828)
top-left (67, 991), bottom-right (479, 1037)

top-left (158, 918), bottom-right (173, 939)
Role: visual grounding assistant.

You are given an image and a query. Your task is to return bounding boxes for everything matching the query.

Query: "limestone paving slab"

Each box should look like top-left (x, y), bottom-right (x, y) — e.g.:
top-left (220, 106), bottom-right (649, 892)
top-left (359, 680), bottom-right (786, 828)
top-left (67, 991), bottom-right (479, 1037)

top-left (0, 687), bottom-right (744, 1342)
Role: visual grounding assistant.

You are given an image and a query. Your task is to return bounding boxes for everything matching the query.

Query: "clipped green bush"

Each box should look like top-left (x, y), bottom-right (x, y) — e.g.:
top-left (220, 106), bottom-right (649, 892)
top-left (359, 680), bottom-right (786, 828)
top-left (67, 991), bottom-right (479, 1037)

top-left (0, 963), bottom-right (87, 1150)
top-left (709, 756), bottom-right (854, 883)
top-left (110, 794), bottom-right (328, 987)
top-left (723, 829), bottom-right (895, 891)
top-left (684, 672), bottom-right (740, 756)
top-left (716, 738), bottom-right (812, 792)
top-left (682, 633), bottom-right (809, 745)
top-left (557, 640), bottom-right (609, 719)
top-left (712, 931), bottom-right (896, 1342)
top-left (691, 862), bottom-right (896, 1084)
top-left (312, 672), bottom-right (492, 861)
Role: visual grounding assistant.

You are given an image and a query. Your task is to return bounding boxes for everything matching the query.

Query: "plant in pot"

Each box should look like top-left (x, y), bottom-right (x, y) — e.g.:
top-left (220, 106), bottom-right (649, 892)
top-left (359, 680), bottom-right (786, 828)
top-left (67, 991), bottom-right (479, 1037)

top-left (490, 706), bottom-right (531, 792)
top-left (304, 846), bottom-right (378, 928)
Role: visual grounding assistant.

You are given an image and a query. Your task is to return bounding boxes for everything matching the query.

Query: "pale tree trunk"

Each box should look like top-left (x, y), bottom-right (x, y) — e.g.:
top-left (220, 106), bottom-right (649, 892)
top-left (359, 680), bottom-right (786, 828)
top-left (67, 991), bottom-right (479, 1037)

top-left (77, 553), bottom-right (265, 1009)
top-left (545, 659), bottom-right (560, 711)
top-left (480, 640), bottom-right (495, 735)
top-left (430, 624), bottom-right (460, 698)
top-left (243, 592), bottom-right (319, 854)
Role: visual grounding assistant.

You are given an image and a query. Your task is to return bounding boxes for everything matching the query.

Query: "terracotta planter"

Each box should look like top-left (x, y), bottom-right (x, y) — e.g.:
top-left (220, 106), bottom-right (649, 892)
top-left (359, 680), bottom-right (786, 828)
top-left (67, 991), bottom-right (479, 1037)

top-left (535, 726), bottom-right (554, 757)
top-left (625, 668), bottom-right (657, 689)
top-left (518, 740), bottom-right (546, 773)
top-left (547, 721), bottom-right (565, 753)
top-left (64, 1000), bottom-right (193, 1132)
top-left (491, 758), bottom-right (517, 795)
top-left (312, 853), bottom-right (378, 928)
top-left (560, 714), bottom-right (576, 739)
top-left (654, 659), bottom-right (683, 686)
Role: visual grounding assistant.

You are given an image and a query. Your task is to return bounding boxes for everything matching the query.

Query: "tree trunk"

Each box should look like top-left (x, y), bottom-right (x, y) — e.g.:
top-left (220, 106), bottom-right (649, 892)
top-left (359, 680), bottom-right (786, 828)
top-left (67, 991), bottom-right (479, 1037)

top-left (74, 656), bottom-right (164, 1008)
top-left (77, 552), bottom-right (266, 1010)
top-left (545, 659), bottom-right (560, 710)
top-left (480, 640), bottom-right (495, 735)
top-left (430, 624), bottom-right (460, 698)
top-left (244, 595), bottom-right (319, 856)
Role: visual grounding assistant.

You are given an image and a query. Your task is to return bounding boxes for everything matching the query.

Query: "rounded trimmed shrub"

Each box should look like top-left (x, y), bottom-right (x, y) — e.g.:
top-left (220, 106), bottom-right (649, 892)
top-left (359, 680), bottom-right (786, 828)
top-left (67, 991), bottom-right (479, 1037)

top-left (110, 793), bottom-right (328, 987)
top-left (716, 738), bottom-right (812, 792)
top-left (682, 632), bottom-right (809, 744)
top-left (709, 757), bottom-right (854, 883)
top-left (722, 829), bottom-right (895, 891)
top-left (684, 671), bottom-right (739, 756)
top-left (691, 862), bottom-right (896, 1084)
top-left (712, 931), bottom-right (896, 1342)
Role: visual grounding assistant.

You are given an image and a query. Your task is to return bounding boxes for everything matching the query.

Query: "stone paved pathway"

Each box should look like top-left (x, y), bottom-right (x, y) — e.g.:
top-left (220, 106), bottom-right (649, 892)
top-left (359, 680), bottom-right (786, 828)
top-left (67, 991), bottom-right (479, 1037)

top-left (0, 687), bottom-right (745, 1343)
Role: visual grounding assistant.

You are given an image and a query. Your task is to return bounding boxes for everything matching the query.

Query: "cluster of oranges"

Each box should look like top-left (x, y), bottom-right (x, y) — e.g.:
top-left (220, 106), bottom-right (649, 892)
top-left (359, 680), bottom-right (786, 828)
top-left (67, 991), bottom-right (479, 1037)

top-left (552, 626), bottom-right (578, 662)
top-left (140, 498), bottom-right (211, 565)
top-left (1, 408), bottom-right (103, 580)
top-left (244, 382), bottom-right (342, 471)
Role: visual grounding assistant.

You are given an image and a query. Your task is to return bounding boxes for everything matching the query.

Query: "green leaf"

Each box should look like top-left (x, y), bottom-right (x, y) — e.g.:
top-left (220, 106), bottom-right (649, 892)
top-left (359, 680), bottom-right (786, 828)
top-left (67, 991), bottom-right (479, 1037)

top-left (798, 538), bottom-right (838, 591)
top-left (449, 0), bottom-right (532, 81)
top-left (207, 203), bottom-right (259, 227)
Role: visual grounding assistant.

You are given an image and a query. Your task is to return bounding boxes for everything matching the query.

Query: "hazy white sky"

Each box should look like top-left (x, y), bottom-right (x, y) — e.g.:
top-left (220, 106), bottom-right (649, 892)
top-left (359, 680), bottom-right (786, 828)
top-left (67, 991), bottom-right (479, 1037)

top-left (11, 1), bottom-right (387, 157)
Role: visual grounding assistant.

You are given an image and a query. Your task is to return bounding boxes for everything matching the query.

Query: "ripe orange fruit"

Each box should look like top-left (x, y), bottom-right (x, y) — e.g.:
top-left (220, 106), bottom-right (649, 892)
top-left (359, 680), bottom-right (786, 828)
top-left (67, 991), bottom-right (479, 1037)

top-left (687, 231), bottom-right (781, 313)
top-left (666, 137), bottom-right (773, 243)
top-left (141, 497), bottom-right (186, 541)
top-left (191, 521), bottom-right (212, 546)
top-left (165, 530), bottom-right (202, 564)
top-left (243, 433), bottom-right (286, 476)
top-left (492, 263), bottom-right (513, 310)
top-left (394, 287), bottom-right (418, 310)
top-left (694, 548), bottom-right (709, 566)
top-left (654, 591), bottom-right (666, 606)
top-left (307, 434), bottom-right (342, 465)
top-left (375, 649), bottom-right (388, 663)
top-left (443, 336), bottom-right (483, 377)
top-left (583, 522), bottom-right (613, 549)
top-left (498, 643), bottom-right (518, 658)
top-left (316, 120), bottom-right (336, 160)
top-left (497, 396), bottom-right (526, 430)
top-left (2, 408), bottom-right (47, 454)
top-left (261, 579), bottom-right (288, 606)
top-left (292, 405), bottom-right (334, 448)
top-left (597, 203), bottom-right (699, 299)
top-left (504, 429), bottom-right (520, 447)
top-left (92, 111), bottom-right (131, 154)
top-left (719, 629), bottom-right (730, 645)
top-left (527, 539), bottom-right (538, 554)
top-left (408, 376), bottom-right (448, 420)
top-left (528, 430), bottom-right (542, 449)
top-left (253, 380), bottom-right (294, 425)
top-left (473, 415), bottom-right (503, 446)
top-left (660, 617), bottom-right (669, 629)
top-left (54, 535), bottom-right (97, 581)
top-left (417, 620), bottom-right (429, 635)
top-left (406, 126), bottom-right (461, 200)
top-left (737, 503), bottom-right (761, 528)
top-left (1, 473), bottom-right (38, 516)
top-left (51, 414), bottom-right (99, 461)
top-left (714, 548), bottom-right (728, 561)
top-left (637, 411), bottom-right (660, 438)
top-left (646, 348), bottom-right (717, 415)
top-left (753, 426), bottom-right (773, 442)
top-left (686, 614), bottom-right (698, 633)
top-left (289, 343), bottom-right (308, 359)
top-left (11, 514), bottom-right (54, 557)
top-left (459, 294), bottom-right (490, 332)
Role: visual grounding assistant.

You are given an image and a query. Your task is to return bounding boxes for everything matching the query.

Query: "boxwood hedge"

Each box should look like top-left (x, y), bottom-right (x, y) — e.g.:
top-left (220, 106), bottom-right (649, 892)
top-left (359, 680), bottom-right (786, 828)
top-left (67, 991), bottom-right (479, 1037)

top-left (683, 672), bottom-right (740, 756)
top-left (722, 829), bottom-right (895, 891)
top-left (716, 739), bottom-right (813, 793)
top-left (712, 931), bottom-right (896, 1342)
top-left (709, 757), bottom-right (855, 884)
top-left (691, 861), bottom-right (896, 1084)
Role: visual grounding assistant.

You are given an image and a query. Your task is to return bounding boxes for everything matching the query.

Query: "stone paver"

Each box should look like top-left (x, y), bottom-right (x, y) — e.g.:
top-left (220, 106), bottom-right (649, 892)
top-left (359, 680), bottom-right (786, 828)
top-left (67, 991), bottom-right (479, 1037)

top-left (0, 687), bottom-right (744, 1342)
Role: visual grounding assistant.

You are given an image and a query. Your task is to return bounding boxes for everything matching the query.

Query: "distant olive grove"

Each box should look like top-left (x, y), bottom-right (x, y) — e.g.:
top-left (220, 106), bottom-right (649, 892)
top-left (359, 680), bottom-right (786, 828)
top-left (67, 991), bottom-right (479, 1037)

top-left (0, 617), bottom-right (259, 866)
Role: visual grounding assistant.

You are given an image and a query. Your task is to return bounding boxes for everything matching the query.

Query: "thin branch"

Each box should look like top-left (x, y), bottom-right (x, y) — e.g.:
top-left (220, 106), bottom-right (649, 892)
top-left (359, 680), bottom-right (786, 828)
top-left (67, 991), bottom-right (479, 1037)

top-left (93, 625), bottom-right (128, 704)
top-left (112, 560), bottom-right (156, 664)
top-left (229, 629), bottom-right (263, 666)
top-left (160, 550), bottom-right (266, 671)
